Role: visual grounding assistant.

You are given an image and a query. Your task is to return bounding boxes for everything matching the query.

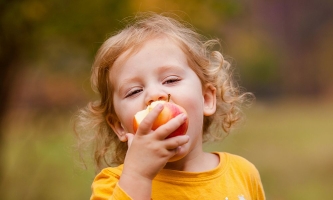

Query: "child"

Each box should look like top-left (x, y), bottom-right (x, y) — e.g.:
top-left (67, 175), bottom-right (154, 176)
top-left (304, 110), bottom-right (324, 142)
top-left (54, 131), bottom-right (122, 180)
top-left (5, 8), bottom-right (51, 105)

top-left (76, 12), bottom-right (265, 200)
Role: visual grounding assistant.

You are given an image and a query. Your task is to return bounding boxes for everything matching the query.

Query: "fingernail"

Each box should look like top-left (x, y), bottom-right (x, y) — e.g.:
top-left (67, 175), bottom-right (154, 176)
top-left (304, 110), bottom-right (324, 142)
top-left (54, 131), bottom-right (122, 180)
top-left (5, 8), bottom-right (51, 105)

top-left (184, 135), bottom-right (190, 141)
top-left (181, 113), bottom-right (187, 121)
top-left (156, 103), bottom-right (164, 110)
top-left (176, 146), bottom-right (181, 154)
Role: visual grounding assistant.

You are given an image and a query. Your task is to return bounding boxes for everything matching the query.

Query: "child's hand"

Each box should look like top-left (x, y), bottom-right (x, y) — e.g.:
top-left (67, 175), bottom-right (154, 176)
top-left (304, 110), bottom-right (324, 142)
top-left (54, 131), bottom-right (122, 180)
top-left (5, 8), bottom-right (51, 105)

top-left (118, 103), bottom-right (189, 198)
top-left (124, 103), bottom-right (189, 178)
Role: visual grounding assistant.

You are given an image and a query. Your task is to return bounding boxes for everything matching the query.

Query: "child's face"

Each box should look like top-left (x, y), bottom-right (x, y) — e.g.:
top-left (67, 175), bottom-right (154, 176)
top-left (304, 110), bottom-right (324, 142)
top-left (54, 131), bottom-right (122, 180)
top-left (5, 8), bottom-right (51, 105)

top-left (109, 36), bottom-right (216, 160)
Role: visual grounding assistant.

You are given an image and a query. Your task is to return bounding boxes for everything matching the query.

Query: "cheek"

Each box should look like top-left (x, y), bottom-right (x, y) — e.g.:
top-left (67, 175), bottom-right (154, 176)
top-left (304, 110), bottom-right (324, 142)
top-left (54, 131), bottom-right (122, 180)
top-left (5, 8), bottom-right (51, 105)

top-left (113, 100), bottom-right (136, 133)
top-left (181, 96), bottom-right (204, 129)
top-left (116, 110), bottom-right (135, 133)
top-left (188, 103), bottom-right (204, 125)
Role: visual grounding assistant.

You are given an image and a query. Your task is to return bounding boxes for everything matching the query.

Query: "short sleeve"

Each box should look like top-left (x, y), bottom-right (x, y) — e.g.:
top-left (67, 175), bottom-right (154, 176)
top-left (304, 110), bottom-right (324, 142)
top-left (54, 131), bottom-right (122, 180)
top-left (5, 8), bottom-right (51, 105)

top-left (90, 168), bottom-right (132, 200)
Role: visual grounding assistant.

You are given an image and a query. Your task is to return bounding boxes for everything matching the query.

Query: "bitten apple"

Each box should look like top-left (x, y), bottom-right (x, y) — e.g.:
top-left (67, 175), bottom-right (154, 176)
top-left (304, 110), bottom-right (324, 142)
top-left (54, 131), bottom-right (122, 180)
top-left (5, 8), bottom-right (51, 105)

top-left (133, 100), bottom-right (189, 139)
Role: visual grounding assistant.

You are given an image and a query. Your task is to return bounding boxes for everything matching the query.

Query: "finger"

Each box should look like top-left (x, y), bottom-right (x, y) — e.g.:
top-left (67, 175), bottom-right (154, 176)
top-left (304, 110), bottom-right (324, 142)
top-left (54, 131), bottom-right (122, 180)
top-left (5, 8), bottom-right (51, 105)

top-left (154, 113), bottom-right (187, 139)
top-left (136, 103), bottom-right (164, 135)
top-left (164, 135), bottom-right (190, 150)
top-left (167, 144), bottom-right (186, 159)
top-left (126, 133), bottom-right (134, 147)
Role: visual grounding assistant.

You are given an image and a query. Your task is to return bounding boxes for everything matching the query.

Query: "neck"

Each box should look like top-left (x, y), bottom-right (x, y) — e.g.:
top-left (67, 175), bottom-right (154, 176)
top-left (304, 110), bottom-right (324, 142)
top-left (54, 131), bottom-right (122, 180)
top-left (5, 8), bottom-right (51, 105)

top-left (164, 149), bottom-right (219, 172)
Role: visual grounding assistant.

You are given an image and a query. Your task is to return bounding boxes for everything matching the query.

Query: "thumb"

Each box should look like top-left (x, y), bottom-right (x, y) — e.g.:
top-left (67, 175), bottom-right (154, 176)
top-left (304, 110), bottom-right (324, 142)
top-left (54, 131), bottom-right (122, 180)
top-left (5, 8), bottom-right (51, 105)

top-left (125, 133), bottom-right (134, 147)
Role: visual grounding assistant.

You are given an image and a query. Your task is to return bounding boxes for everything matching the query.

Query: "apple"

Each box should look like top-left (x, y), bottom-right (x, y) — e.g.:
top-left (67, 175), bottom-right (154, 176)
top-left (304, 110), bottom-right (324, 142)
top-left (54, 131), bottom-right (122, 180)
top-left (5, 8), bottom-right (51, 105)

top-left (133, 98), bottom-right (188, 138)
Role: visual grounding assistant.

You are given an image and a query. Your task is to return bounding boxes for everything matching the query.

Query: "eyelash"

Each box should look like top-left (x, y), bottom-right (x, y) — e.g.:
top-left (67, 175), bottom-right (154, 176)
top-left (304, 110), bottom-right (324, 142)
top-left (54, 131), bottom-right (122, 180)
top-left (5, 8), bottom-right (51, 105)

top-left (163, 77), bottom-right (181, 84)
top-left (124, 78), bottom-right (181, 98)
top-left (125, 89), bottom-right (142, 98)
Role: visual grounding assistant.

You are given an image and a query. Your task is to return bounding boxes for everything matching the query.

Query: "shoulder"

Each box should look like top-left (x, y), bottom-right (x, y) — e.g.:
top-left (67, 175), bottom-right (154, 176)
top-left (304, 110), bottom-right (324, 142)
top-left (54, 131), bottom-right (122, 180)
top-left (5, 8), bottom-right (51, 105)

top-left (94, 164), bottom-right (124, 181)
top-left (225, 152), bottom-right (257, 168)
top-left (216, 152), bottom-right (261, 177)
top-left (215, 152), bottom-right (266, 199)
top-left (91, 165), bottom-right (129, 199)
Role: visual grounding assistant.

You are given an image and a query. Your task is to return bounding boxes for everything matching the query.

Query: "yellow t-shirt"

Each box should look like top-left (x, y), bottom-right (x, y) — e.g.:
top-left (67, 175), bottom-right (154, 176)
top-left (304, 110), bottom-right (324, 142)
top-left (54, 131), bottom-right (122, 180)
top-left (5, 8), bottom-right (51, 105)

top-left (91, 152), bottom-right (265, 200)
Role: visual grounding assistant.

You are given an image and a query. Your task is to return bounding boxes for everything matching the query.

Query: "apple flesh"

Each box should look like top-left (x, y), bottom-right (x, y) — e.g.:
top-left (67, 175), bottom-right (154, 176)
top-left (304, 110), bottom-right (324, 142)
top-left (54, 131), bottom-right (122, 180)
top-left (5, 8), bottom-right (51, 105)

top-left (133, 101), bottom-right (188, 138)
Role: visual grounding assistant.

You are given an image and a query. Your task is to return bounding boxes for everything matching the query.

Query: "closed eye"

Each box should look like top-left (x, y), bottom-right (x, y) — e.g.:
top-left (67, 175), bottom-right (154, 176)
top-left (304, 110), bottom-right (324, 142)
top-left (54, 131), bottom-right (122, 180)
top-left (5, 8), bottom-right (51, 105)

top-left (125, 89), bottom-right (143, 98)
top-left (163, 77), bottom-right (181, 85)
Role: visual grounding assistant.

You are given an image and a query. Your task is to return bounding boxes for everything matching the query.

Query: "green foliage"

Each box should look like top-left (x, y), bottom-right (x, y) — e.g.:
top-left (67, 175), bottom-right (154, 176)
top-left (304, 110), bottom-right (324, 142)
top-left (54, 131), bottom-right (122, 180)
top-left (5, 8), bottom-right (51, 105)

top-left (1, 112), bottom-right (95, 199)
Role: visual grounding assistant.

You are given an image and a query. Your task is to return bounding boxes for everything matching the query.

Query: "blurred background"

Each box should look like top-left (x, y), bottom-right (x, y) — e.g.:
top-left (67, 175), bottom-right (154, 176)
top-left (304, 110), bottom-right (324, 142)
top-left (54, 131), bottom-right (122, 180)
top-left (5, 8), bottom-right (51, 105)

top-left (1, 0), bottom-right (332, 199)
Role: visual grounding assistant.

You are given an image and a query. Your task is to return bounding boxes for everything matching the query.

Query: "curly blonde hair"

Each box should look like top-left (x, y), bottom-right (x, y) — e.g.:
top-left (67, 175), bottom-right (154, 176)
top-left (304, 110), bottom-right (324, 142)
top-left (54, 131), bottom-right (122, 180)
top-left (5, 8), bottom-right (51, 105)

top-left (75, 12), bottom-right (253, 172)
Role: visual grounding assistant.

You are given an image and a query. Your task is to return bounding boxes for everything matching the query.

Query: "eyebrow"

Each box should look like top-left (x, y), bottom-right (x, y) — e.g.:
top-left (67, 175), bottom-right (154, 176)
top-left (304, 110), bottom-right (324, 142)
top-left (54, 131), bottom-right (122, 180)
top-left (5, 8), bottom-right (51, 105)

top-left (156, 64), bottom-right (185, 74)
top-left (116, 76), bottom-right (140, 94)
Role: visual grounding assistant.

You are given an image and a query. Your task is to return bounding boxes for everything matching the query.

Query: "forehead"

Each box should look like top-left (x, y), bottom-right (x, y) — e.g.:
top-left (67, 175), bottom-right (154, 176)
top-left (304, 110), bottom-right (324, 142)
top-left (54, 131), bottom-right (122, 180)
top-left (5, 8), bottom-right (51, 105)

top-left (109, 37), bottom-right (189, 85)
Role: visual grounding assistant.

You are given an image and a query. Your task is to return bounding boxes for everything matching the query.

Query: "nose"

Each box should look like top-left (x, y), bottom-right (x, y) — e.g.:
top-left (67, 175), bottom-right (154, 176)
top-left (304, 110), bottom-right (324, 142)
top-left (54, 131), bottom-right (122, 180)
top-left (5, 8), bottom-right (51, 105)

top-left (144, 87), bottom-right (169, 105)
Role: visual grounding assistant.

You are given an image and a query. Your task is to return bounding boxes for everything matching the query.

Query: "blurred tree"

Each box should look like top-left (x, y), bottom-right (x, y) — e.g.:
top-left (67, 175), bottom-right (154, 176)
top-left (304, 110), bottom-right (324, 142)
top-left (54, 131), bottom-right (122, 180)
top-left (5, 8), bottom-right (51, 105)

top-left (0, 0), bottom-right (46, 180)
top-left (128, 0), bottom-right (244, 36)
top-left (0, 0), bottom-right (132, 183)
top-left (250, 0), bottom-right (333, 96)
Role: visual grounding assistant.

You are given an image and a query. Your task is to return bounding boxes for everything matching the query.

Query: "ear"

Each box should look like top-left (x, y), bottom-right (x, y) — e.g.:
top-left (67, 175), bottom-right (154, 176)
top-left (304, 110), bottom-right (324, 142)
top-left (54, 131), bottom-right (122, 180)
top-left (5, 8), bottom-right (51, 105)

top-left (106, 114), bottom-right (127, 142)
top-left (203, 83), bottom-right (216, 116)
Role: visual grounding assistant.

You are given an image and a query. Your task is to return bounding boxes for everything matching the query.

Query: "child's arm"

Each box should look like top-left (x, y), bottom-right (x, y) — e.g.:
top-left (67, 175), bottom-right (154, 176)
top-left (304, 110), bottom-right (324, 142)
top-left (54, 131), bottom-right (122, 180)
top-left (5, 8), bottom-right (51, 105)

top-left (118, 104), bottom-right (189, 199)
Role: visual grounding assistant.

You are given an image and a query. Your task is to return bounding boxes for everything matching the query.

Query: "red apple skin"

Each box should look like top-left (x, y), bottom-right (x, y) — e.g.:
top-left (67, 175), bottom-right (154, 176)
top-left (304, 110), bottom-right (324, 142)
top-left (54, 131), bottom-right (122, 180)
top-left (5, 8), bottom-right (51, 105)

top-left (133, 102), bottom-right (189, 138)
